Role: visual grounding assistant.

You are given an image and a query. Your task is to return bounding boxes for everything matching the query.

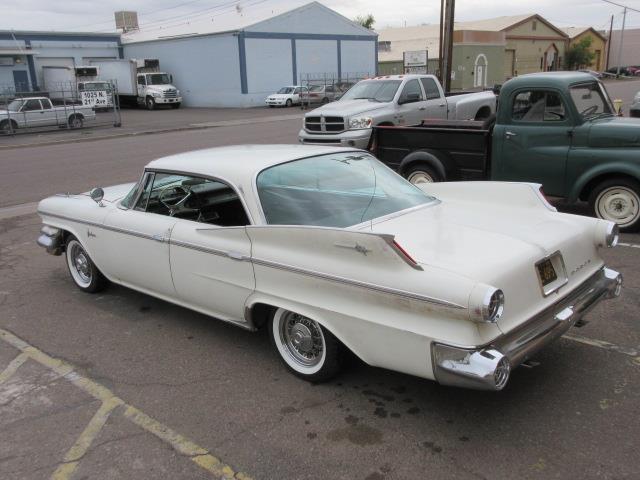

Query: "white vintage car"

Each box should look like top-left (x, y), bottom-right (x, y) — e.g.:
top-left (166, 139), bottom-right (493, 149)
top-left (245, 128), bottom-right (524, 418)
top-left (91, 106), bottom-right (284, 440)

top-left (36, 145), bottom-right (623, 390)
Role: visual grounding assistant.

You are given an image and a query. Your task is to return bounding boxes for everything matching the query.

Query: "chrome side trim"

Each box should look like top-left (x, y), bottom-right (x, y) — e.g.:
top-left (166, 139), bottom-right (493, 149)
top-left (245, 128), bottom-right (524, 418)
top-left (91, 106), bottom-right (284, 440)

top-left (251, 256), bottom-right (465, 309)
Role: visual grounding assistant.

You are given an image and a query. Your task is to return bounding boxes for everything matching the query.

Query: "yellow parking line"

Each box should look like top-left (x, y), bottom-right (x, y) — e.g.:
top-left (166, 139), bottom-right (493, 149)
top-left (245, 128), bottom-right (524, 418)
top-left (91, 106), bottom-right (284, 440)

top-left (0, 352), bottom-right (30, 384)
top-left (51, 397), bottom-right (123, 480)
top-left (0, 328), bottom-right (253, 480)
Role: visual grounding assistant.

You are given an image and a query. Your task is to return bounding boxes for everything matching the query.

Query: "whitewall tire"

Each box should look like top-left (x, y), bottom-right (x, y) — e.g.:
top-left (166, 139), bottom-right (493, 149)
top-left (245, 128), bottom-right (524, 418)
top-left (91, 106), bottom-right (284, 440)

top-left (65, 236), bottom-right (108, 293)
top-left (269, 308), bottom-right (343, 382)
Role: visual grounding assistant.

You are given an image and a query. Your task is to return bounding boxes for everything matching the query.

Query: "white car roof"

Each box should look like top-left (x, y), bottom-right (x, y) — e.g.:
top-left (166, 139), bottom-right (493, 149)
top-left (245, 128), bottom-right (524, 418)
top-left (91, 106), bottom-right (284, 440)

top-left (146, 144), bottom-right (360, 186)
top-left (146, 145), bottom-right (362, 223)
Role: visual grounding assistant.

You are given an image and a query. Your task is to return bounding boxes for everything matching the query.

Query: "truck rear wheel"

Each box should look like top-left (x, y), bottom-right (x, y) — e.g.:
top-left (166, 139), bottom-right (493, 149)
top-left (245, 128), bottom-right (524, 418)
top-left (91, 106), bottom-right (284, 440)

top-left (405, 164), bottom-right (443, 185)
top-left (68, 115), bottom-right (83, 129)
top-left (589, 177), bottom-right (640, 232)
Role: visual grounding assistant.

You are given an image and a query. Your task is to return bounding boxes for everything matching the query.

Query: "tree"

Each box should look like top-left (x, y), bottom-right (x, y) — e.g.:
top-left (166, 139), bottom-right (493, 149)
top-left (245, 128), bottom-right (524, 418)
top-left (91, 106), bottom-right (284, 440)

top-left (354, 14), bottom-right (375, 30)
top-left (565, 36), bottom-right (596, 70)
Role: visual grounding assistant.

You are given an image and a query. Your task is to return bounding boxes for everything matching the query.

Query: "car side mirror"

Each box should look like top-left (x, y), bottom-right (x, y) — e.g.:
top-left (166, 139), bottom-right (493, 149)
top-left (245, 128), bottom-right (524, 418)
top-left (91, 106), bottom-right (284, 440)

top-left (90, 187), bottom-right (105, 207)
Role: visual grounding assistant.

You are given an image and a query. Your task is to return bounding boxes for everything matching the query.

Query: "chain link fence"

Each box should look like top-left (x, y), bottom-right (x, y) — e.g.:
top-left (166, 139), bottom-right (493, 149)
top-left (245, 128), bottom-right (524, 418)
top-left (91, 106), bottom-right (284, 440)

top-left (0, 80), bottom-right (121, 137)
top-left (299, 72), bottom-right (371, 109)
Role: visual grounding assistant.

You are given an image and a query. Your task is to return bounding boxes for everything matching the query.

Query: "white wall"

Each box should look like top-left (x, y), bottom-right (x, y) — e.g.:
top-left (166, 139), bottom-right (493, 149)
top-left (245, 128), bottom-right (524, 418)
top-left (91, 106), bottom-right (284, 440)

top-left (245, 38), bottom-right (292, 94)
top-left (341, 40), bottom-right (376, 77)
top-left (124, 35), bottom-right (245, 108)
top-left (296, 39), bottom-right (338, 81)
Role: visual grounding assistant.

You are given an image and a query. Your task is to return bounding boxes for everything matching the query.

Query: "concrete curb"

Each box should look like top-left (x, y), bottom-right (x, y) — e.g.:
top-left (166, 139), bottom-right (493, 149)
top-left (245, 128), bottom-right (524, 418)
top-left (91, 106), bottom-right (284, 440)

top-left (0, 113), bottom-right (303, 151)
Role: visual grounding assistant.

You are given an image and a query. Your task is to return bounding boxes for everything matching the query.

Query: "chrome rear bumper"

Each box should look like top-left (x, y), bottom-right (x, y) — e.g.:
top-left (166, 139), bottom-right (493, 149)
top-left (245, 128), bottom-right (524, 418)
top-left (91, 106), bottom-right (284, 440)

top-left (432, 267), bottom-right (622, 391)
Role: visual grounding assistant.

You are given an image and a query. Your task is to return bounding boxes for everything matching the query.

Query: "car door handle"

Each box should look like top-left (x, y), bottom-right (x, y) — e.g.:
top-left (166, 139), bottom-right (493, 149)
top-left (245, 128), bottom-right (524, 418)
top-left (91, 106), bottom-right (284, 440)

top-left (505, 131), bottom-right (517, 139)
top-left (226, 251), bottom-right (247, 261)
top-left (151, 234), bottom-right (165, 242)
top-left (419, 107), bottom-right (426, 111)
top-left (438, 104), bottom-right (446, 107)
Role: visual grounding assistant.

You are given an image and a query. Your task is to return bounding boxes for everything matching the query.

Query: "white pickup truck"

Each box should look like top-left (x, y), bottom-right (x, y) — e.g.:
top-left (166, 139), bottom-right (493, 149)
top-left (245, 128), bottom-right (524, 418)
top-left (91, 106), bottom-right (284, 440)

top-left (298, 74), bottom-right (496, 148)
top-left (0, 97), bottom-right (95, 134)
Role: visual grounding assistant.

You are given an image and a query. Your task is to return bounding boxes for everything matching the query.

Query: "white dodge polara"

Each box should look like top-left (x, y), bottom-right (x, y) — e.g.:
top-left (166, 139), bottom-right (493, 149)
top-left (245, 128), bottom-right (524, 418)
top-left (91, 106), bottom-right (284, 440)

top-left (37, 145), bottom-right (623, 390)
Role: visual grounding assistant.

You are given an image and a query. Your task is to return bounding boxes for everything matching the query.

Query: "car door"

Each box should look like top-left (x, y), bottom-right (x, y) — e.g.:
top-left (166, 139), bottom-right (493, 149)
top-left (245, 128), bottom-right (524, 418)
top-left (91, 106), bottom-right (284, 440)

top-left (38, 99), bottom-right (59, 127)
top-left (168, 176), bottom-right (255, 323)
top-left (21, 99), bottom-right (45, 127)
top-left (97, 171), bottom-right (177, 298)
top-left (419, 77), bottom-right (448, 119)
top-left (395, 79), bottom-right (428, 125)
top-left (492, 89), bottom-right (572, 196)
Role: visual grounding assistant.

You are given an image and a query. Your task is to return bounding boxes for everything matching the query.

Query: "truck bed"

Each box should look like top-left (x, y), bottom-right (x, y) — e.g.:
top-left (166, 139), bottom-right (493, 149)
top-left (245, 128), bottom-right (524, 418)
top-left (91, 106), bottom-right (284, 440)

top-left (369, 119), bottom-right (492, 181)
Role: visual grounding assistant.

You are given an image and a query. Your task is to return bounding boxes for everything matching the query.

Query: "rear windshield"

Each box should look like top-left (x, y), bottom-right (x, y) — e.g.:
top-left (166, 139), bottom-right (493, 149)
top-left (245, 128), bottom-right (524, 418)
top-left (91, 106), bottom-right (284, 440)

top-left (256, 152), bottom-right (434, 227)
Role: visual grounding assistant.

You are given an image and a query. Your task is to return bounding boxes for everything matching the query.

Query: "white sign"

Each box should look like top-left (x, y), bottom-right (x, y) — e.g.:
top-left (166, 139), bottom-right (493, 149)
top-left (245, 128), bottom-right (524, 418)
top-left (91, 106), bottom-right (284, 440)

top-left (81, 90), bottom-right (109, 107)
top-left (403, 50), bottom-right (428, 67)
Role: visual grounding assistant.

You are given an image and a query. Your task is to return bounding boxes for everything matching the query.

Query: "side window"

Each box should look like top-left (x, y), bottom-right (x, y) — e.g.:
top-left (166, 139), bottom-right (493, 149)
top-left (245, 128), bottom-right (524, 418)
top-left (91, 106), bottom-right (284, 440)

top-left (23, 99), bottom-right (42, 111)
top-left (512, 90), bottom-right (566, 122)
top-left (41, 99), bottom-right (52, 110)
top-left (420, 78), bottom-right (441, 100)
top-left (133, 172), bottom-right (155, 211)
top-left (399, 79), bottom-right (424, 103)
top-left (139, 172), bottom-right (249, 226)
top-left (326, 86), bottom-right (334, 93)
top-left (137, 75), bottom-right (145, 85)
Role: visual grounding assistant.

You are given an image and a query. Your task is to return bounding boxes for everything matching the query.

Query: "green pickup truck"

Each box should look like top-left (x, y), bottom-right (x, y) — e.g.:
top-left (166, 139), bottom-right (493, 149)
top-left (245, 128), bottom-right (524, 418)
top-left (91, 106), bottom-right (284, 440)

top-left (370, 71), bottom-right (640, 231)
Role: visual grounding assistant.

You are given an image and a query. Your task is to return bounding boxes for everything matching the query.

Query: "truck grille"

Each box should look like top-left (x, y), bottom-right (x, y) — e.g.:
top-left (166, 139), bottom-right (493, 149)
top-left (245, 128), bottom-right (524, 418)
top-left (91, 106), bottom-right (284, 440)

top-left (162, 89), bottom-right (178, 98)
top-left (305, 116), bottom-right (345, 133)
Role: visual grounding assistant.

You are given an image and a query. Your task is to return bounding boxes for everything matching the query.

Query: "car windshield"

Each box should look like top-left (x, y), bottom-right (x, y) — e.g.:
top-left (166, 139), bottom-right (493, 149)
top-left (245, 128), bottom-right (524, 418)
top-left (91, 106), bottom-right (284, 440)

top-left (570, 82), bottom-right (614, 120)
top-left (257, 152), bottom-right (435, 227)
top-left (6, 99), bottom-right (24, 112)
top-left (147, 74), bottom-right (171, 85)
top-left (340, 80), bottom-right (402, 103)
top-left (277, 87), bottom-right (295, 94)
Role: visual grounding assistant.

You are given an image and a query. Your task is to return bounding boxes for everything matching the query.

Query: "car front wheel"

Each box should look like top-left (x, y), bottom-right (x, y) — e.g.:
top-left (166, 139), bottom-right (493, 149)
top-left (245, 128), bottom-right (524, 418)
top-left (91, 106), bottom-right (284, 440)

top-left (285, 99), bottom-right (292, 107)
top-left (65, 236), bottom-right (108, 293)
top-left (269, 308), bottom-right (343, 382)
top-left (589, 177), bottom-right (640, 232)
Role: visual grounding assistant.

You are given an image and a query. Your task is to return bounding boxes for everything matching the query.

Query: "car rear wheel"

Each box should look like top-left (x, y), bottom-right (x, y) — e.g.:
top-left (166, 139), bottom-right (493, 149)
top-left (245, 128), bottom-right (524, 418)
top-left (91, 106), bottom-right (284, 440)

top-left (0, 120), bottom-right (16, 134)
top-left (405, 164), bottom-right (443, 185)
top-left (68, 115), bottom-right (83, 129)
top-left (589, 177), bottom-right (640, 232)
top-left (65, 236), bottom-right (108, 293)
top-left (269, 308), bottom-right (343, 382)
top-left (285, 99), bottom-right (292, 107)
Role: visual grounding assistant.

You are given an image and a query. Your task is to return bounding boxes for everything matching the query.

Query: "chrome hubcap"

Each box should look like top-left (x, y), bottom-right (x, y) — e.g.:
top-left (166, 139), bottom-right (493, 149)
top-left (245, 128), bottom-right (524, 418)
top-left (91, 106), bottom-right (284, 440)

top-left (279, 312), bottom-right (324, 367)
top-left (408, 171), bottom-right (434, 185)
top-left (71, 244), bottom-right (91, 283)
top-left (596, 187), bottom-right (640, 226)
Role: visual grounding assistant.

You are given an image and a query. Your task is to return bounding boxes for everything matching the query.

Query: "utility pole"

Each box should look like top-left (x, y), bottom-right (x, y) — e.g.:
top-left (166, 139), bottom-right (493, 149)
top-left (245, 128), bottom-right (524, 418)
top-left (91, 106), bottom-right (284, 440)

top-left (440, 0), bottom-right (455, 92)
top-left (602, 0), bottom-right (640, 75)
top-left (605, 14), bottom-right (613, 70)
top-left (616, 6), bottom-right (627, 76)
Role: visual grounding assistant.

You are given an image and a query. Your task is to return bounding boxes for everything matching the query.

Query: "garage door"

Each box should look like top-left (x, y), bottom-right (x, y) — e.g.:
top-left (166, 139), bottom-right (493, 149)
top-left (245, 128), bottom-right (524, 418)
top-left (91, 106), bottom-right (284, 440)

top-left (34, 57), bottom-right (74, 87)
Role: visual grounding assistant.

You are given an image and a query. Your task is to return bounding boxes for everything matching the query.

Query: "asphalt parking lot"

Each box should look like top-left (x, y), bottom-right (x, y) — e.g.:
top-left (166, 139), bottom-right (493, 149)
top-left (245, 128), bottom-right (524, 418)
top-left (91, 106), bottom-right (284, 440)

top-left (1, 96), bottom-right (639, 479)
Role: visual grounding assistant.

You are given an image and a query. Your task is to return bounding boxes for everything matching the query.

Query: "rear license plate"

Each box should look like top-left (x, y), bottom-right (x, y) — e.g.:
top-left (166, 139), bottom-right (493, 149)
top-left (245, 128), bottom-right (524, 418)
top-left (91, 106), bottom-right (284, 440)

top-left (536, 258), bottom-right (558, 286)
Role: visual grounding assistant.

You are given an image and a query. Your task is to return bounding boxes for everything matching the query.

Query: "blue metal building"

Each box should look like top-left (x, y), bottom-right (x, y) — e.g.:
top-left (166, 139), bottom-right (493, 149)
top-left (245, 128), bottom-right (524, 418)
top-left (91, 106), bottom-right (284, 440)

top-left (122, 2), bottom-right (378, 107)
top-left (0, 31), bottom-right (122, 92)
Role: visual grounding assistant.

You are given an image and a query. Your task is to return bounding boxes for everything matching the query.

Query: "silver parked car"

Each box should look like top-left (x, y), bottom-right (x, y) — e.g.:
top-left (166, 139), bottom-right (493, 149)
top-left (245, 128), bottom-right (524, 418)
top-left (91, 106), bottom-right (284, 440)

top-left (301, 85), bottom-right (337, 104)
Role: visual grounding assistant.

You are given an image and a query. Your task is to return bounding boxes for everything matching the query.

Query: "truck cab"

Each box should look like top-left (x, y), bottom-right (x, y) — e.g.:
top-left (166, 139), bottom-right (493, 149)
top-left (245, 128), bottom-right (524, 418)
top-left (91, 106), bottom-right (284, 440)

top-left (491, 72), bottom-right (640, 230)
top-left (136, 72), bottom-right (181, 110)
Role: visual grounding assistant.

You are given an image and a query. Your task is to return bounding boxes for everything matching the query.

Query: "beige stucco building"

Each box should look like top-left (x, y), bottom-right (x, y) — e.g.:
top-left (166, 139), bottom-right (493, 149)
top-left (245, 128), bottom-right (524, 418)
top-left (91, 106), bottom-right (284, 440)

top-left (459, 14), bottom-right (569, 78)
top-left (563, 27), bottom-right (608, 71)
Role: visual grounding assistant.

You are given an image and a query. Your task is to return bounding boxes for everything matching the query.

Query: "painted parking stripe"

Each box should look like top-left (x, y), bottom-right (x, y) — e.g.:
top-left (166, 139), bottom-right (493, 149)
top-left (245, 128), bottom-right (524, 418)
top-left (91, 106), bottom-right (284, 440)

top-left (0, 328), bottom-right (253, 480)
top-left (618, 242), bottom-right (640, 249)
top-left (563, 333), bottom-right (639, 357)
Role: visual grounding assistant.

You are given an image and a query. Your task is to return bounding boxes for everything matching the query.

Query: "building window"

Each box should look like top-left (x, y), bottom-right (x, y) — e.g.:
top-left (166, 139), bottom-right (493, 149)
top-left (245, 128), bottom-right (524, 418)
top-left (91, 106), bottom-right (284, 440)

top-left (533, 20), bottom-right (537, 31)
top-left (378, 41), bottom-right (391, 52)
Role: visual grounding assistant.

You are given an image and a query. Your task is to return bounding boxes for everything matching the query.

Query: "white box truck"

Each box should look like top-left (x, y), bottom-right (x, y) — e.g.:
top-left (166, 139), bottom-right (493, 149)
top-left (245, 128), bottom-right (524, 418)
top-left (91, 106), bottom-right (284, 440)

top-left (90, 59), bottom-right (181, 110)
top-left (42, 65), bottom-right (103, 103)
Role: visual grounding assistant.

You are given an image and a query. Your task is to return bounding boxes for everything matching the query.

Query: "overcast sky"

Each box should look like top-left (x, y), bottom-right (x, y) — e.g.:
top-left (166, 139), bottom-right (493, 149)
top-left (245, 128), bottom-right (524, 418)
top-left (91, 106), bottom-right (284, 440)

top-left (1, 0), bottom-right (639, 33)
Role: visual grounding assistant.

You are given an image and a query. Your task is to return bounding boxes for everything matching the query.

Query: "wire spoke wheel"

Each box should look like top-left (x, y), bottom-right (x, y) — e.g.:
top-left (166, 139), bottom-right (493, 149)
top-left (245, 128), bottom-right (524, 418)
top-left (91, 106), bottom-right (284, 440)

top-left (279, 311), bottom-right (325, 368)
top-left (67, 240), bottom-right (92, 287)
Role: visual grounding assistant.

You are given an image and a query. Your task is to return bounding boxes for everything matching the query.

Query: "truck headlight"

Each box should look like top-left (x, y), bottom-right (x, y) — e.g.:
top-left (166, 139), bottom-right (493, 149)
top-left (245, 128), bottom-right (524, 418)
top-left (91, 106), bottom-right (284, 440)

top-left (349, 116), bottom-right (373, 130)
top-left (152, 92), bottom-right (161, 98)
top-left (176, 89), bottom-right (181, 96)
top-left (469, 284), bottom-right (504, 323)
